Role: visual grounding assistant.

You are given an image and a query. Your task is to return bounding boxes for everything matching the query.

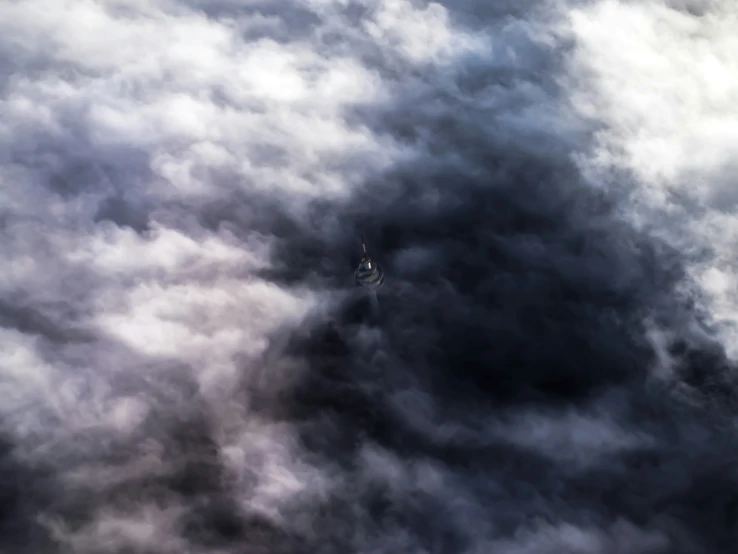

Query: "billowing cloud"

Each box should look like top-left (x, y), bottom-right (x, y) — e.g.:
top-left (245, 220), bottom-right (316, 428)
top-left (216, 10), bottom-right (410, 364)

top-left (1, 0), bottom-right (738, 553)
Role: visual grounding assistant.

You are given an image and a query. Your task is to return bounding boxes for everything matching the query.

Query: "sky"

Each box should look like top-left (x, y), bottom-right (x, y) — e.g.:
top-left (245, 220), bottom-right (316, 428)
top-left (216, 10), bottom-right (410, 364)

top-left (1, 0), bottom-right (738, 552)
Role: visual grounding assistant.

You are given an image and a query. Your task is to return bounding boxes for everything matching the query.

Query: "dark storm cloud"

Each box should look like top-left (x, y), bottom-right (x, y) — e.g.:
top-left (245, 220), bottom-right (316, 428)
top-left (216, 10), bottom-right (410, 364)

top-left (1, 0), bottom-right (738, 553)
top-left (233, 8), bottom-right (738, 554)
top-left (249, 104), bottom-right (735, 554)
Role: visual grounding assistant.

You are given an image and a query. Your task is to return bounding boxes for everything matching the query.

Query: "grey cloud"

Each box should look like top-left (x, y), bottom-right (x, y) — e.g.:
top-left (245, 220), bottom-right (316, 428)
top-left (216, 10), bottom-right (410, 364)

top-left (1, 0), bottom-right (738, 553)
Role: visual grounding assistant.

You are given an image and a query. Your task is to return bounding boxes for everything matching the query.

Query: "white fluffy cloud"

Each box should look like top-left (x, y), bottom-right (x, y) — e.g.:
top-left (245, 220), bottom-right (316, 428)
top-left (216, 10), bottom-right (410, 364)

top-left (0, 1), bottom-right (491, 550)
top-left (2, 0), bottom-right (737, 551)
top-left (567, 0), bottom-right (738, 358)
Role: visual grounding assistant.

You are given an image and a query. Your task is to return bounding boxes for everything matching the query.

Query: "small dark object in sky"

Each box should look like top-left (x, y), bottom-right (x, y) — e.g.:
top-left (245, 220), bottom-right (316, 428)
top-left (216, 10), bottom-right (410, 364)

top-left (354, 234), bottom-right (385, 291)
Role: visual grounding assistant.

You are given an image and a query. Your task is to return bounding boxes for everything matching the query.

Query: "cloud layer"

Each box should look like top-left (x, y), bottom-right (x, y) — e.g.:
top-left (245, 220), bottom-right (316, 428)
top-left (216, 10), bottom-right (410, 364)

top-left (2, 0), bottom-right (738, 553)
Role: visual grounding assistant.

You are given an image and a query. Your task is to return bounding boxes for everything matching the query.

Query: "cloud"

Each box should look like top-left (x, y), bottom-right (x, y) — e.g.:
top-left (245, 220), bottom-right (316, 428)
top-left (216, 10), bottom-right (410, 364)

top-left (566, 0), bottom-right (738, 359)
top-left (1, 0), bottom-right (738, 553)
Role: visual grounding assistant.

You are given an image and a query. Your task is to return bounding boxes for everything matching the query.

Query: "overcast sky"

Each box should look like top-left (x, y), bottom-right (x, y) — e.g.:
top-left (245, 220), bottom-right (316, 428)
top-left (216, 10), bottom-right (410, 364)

top-left (1, 0), bottom-right (738, 553)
